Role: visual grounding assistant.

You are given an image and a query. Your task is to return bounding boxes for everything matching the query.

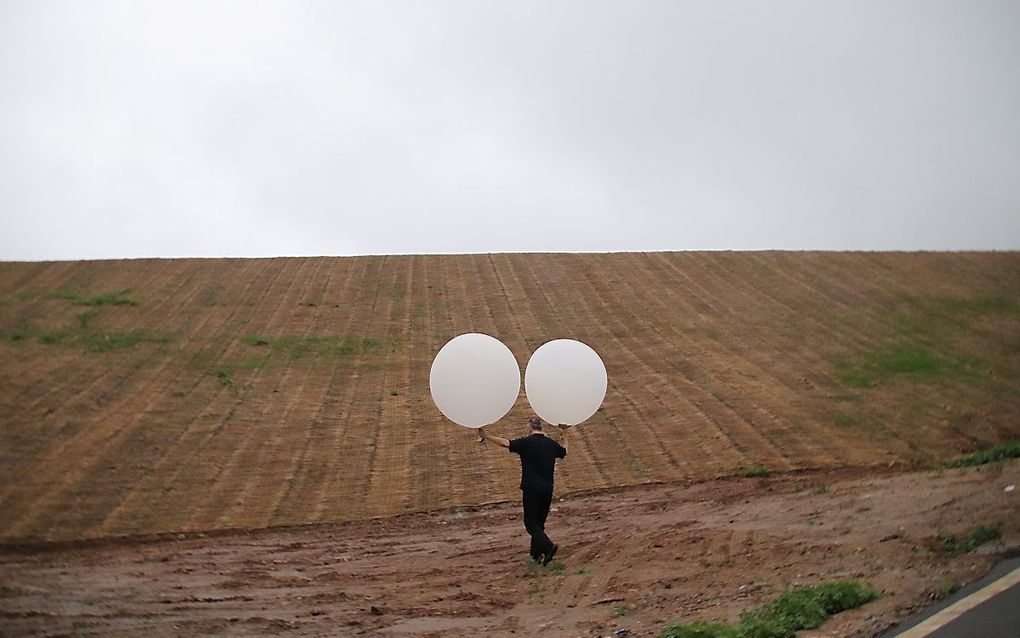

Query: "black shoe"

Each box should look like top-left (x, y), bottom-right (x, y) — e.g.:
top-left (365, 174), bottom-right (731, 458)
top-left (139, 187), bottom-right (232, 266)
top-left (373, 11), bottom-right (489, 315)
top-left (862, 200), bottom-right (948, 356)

top-left (541, 544), bottom-right (558, 566)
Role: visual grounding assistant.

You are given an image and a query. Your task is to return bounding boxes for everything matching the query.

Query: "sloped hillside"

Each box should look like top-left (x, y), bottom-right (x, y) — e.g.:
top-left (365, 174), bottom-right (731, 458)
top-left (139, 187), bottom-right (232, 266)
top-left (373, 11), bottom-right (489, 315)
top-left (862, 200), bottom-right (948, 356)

top-left (0, 252), bottom-right (1017, 542)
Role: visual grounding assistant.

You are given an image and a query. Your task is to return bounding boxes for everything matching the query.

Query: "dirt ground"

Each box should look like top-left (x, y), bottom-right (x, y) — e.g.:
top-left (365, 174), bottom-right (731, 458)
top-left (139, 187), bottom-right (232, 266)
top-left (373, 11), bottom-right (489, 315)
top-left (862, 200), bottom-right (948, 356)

top-left (1, 461), bottom-right (1018, 638)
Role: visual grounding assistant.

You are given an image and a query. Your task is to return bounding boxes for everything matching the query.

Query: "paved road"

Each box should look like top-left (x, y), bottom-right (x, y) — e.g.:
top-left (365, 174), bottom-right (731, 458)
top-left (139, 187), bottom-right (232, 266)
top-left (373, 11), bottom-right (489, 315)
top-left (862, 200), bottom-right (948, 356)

top-left (881, 557), bottom-right (1020, 638)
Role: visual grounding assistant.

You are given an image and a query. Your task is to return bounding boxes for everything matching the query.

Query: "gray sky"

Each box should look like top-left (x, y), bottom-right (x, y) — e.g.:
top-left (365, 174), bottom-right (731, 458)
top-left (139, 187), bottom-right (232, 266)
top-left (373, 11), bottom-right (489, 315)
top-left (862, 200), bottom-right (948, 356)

top-left (2, 1), bottom-right (1018, 260)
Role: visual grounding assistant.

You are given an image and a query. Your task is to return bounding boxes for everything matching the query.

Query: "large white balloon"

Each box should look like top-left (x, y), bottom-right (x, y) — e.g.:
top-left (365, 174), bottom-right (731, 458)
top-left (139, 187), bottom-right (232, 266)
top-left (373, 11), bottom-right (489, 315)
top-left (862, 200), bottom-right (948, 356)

top-left (525, 339), bottom-right (607, 426)
top-left (429, 333), bottom-right (521, 428)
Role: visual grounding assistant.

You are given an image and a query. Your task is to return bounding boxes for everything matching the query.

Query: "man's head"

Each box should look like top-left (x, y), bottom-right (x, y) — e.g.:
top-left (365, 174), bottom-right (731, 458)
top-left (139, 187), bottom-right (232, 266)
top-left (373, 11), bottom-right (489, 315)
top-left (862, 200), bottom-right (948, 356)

top-left (528, 416), bottom-right (543, 432)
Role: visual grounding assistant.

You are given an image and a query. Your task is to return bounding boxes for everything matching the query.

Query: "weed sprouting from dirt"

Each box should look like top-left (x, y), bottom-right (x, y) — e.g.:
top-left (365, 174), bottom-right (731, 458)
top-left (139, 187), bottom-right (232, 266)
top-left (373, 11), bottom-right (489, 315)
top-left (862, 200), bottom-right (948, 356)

top-left (76, 310), bottom-right (98, 328)
top-left (212, 369), bottom-right (236, 390)
top-left (240, 335), bottom-right (382, 360)
top-left (945, 441), bottom-right (1020, 468)
top-left (574, 566), bottom-right (590, 575)
top-left (660, 580), bottom-right (879, 638)
top-left (739, 465), bottom-right (771, 478)
top-left (928, 525), bottom-right (1001, 555)
top-left (545, 560), bottom-right (565, 575)
top-left (932, 580), bottom-right (960, 600)
top-left (611, 603), bottom-right (630, 617)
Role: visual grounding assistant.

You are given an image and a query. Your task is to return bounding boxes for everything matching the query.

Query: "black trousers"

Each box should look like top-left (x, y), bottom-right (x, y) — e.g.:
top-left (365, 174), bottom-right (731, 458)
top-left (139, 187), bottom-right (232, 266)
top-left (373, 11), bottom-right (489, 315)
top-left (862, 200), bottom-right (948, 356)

top-left (522, 487), bottom-right (554, 559)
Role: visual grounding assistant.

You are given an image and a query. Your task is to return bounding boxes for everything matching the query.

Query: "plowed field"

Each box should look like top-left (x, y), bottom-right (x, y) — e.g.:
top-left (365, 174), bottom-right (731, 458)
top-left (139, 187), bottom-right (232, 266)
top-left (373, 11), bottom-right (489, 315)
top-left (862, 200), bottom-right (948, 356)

top-left (1, 252), bottom-right (1018, 543)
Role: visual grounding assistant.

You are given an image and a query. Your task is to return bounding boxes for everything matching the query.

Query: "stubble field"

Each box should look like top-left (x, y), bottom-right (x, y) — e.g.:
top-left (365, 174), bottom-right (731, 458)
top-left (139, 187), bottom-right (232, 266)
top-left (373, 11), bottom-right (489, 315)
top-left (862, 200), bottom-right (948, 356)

top-left (0, 251), bottom-right (1018, 545)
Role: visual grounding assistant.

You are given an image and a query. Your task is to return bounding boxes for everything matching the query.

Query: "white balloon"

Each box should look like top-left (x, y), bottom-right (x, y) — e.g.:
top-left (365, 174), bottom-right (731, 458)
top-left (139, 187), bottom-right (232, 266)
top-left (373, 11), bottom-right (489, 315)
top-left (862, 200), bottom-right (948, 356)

top-left (525, 339), bottom-right (607, 426)
top-left (429, 333), bottom-right (521, 428)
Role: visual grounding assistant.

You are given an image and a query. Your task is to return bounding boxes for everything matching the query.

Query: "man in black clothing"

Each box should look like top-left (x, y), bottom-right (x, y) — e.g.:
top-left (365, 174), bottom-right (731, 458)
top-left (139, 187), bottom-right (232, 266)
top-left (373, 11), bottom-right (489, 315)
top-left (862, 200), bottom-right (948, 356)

top-left (479, 416), bottom-right (568, 565)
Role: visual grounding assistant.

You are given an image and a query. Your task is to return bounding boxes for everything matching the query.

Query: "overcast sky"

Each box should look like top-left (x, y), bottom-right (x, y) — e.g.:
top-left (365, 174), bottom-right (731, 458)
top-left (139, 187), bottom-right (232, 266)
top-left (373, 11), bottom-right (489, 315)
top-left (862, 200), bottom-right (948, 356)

top-left (1, 1), bottom-right (1018, 260)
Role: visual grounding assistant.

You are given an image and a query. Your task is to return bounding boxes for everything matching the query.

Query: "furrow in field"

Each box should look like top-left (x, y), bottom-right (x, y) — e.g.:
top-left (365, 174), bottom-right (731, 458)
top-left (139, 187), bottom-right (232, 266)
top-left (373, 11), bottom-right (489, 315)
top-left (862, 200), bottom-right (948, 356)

top-left (636, 253), bottom-right (813, 467)
top-left (0, 260), bottom-right (220, 539)
top-left (499, 253), bottom-right (614, 493)
top-left (112, 258), bottom-right (301, 534)
top-left (670, 252), bottom-right (886, 465)
top-left (299, 257), bottom-right (377, 523)
top-left (671, 252), bottom-right (875, 463)
top-left (95, 260), bottom-right (280, 536)
top-left (13, 260), bottom-right (269, 539)
top-left (406, 255), bottom-right (461, 512)
top-left (95, 259), bottom-right (290, 536)
top-left (265, 257), bottom-right (359, 526)
top-left (510, 254), bottom-right (658, 488)
top-left (577, 253), bottom-right (765, 477)
top-left (558, 254), bottom-right (708, 481)
top-left (0, 260), bottom-right (167, 425)
top-left (202, 257), bottom-right (331, 530)
top-left (361, 256), bottom-right (419, 518)
top-left (586, 253), bottom-right (785, 473)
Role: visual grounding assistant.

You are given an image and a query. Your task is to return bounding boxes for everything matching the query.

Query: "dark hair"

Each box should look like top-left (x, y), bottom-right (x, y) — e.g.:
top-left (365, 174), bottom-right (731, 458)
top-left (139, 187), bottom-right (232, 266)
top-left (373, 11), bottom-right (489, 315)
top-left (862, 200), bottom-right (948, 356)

top-left (528, 416), bottom-right (542, 431)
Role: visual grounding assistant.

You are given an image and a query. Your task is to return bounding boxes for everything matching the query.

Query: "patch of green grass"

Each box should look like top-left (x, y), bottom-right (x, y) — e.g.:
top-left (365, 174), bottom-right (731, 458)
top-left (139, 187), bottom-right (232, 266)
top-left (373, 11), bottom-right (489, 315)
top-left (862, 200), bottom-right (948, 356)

top-left (544, 560), bottom-right (565, 575)
top-left (611, 604), bottom-right (630, 618)
top-left (933, 580), bottom-right (960, 600)
top-left (932, 525), bottom-right (1001, 555)
top-left (76, 310), bottom-right (98, 328)
top-left (574, 566), bottom-right (590, 575)
top-left (212, 369), bottom-right (236, 389)
top-left (6, 323), bottom-right (171, 352)
top-left (739, 465), bottom-right (771, 478)
top-left (945, 441), bottom-right (1020, 468)
top-left (660, 580), bottom-right (879, 638)
top-left (811, 484), bottom-right (830, 495)
top-left (46, 289), bottom-right (138, 307)
top-left (835, 345), bottom-right (969, 388)
top-left (38, 327), bottom-right (75, 345)
top-left (938, 296), bottom-right (1020, 316)
top-left (78, 330), bottom-right (172, 352)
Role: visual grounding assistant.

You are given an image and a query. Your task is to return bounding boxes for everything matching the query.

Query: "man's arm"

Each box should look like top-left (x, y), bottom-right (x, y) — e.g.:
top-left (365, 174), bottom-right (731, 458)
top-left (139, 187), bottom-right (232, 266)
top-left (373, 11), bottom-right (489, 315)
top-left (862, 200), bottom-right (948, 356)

top-left (556, 424), bottom-right (569, 453)
top-left (478, 427), bottom-right (510, 449)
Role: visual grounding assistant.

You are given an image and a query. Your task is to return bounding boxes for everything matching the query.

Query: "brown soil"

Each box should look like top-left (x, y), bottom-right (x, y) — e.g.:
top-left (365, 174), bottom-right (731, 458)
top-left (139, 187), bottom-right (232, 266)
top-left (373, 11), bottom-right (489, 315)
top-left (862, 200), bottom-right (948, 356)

top-left (1, 253), bottom-right (1019, 544)
top-left (2, 462), bottom-right (1018, 638)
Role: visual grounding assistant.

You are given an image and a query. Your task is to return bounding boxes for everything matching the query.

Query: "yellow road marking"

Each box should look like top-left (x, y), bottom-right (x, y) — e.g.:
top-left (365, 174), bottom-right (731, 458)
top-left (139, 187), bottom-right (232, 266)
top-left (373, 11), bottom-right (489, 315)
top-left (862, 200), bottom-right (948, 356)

top-left (894, 566), bottom-right (1020, 637)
